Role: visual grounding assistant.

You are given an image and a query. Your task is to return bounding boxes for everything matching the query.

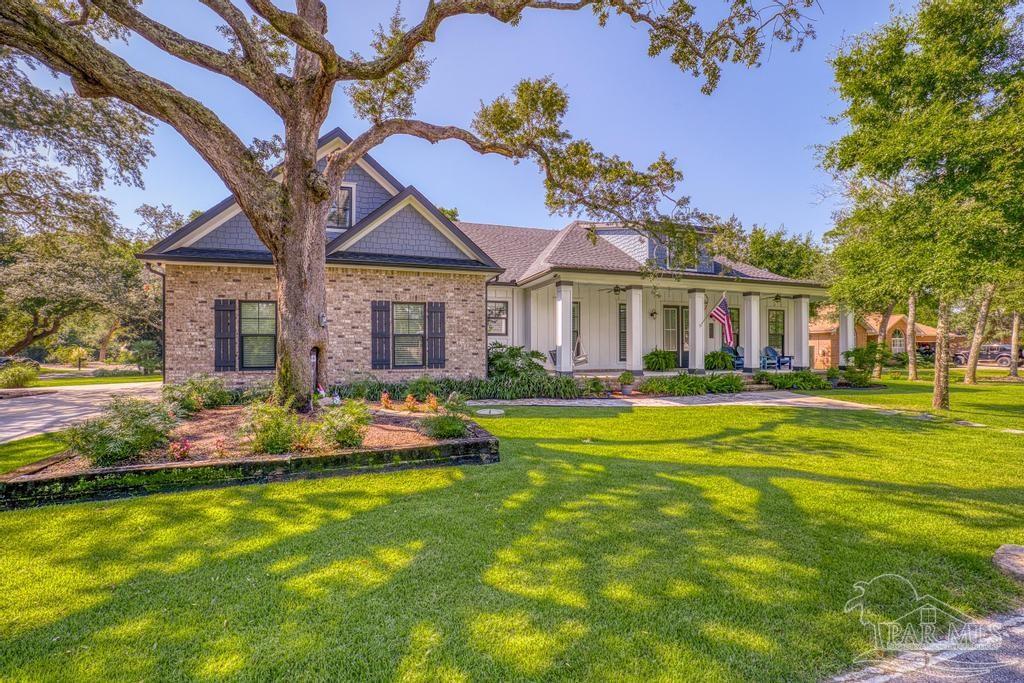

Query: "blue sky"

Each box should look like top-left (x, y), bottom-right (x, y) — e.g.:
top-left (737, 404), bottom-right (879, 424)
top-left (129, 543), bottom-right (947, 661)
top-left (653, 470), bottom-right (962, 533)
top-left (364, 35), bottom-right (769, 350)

top-left (87, 1), bottom-right (910, 238)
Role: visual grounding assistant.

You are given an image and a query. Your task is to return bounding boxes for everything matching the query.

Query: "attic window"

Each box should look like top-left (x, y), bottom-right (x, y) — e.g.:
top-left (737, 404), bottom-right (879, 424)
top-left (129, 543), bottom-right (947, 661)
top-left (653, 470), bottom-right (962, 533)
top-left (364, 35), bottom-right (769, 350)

top-left (653, 243), bottom-right (670, 269)
top-left (327, 185), bottom-right (354, 229)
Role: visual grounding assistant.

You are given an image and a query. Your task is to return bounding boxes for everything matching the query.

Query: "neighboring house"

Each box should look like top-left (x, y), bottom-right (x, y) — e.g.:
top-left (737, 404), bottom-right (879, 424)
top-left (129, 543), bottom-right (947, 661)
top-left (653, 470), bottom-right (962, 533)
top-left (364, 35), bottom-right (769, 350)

top-left (810, 309), bottom-right (940, 369)
top-left (141, 127), bottom-right (830, 387)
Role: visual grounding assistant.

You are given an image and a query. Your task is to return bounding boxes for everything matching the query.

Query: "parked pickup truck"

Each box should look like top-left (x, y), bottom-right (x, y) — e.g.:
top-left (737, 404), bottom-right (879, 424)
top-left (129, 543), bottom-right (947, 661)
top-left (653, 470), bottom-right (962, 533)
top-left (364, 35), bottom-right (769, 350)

top-left (953, 343), bottom-right (1023, 367)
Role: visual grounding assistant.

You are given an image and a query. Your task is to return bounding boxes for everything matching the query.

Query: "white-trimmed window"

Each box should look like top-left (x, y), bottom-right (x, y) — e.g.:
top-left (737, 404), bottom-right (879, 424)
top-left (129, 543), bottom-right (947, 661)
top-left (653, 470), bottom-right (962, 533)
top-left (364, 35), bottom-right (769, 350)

top-left (486, 301), bottom-right (508, 336)
top-left (239, 301), bottom-right (277, 370)
top-left (891, 329), bottom-right (906, 354)
top-left (327, 184), bottom-right (355, 229)
top-left (393, 303), bottom-right (426, 368)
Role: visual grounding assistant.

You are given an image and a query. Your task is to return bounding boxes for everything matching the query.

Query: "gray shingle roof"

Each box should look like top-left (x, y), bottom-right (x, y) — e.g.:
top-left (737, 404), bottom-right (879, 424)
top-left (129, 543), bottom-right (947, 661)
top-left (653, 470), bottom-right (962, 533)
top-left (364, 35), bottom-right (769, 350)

top-left (458, 221), bottom-right (817, 286)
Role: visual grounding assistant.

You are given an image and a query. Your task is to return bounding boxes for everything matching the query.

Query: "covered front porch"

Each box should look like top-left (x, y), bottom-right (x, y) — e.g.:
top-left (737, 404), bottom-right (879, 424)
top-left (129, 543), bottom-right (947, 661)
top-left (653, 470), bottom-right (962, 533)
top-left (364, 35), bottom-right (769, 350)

top-left (492, 273), bottom-right (836, 375)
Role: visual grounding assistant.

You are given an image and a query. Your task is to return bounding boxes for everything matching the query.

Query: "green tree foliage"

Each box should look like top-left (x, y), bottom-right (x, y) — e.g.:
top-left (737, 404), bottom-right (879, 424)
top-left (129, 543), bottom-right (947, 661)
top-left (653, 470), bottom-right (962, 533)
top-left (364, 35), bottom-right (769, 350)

top-left (823, 0), bottom-right (1024, 408)
top-left (712, 222), bottom-right (824, 279)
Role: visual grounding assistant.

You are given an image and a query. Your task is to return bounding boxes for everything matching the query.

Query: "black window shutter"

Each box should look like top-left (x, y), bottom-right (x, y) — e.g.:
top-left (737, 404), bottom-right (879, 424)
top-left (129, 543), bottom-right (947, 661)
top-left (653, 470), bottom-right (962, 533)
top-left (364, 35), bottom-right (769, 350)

top-left (371, 300), bottom-right (391, 369)
top-left (214, 299), bottom-right (237, 372)
top-left (426, 302), bottom-right (446, 369)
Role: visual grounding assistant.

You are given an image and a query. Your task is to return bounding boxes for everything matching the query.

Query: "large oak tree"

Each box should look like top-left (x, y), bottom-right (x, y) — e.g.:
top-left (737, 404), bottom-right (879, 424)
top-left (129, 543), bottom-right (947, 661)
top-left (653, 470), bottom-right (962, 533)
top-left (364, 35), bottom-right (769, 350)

top-left (0, 0), bottom-right (817, 401)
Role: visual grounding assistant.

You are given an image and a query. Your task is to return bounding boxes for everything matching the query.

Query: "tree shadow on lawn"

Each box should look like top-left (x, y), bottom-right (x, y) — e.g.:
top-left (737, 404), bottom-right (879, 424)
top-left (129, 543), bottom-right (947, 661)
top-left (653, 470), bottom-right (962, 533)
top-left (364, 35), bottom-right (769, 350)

top-left (1, 410), bottom-right (1022, 682)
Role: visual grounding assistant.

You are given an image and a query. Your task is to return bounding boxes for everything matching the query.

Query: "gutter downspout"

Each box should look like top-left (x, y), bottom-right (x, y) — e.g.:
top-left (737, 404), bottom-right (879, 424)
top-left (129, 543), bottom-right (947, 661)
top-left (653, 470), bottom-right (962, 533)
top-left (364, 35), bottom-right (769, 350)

top-left (144, 263), bottom-right (166, 379)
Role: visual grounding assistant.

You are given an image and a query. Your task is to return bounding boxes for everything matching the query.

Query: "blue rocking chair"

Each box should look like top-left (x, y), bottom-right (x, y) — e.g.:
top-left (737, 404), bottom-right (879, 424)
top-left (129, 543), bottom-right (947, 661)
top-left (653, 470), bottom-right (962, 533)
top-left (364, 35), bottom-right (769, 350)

top-left (761, 346), bottom-right (793, 370)
top-left (722, 345), bottom-right (745, 370)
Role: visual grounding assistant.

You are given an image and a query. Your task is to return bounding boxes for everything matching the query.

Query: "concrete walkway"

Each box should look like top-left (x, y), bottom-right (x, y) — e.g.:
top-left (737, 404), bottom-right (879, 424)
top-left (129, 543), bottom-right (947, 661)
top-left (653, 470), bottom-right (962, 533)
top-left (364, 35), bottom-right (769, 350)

top-left (0, 382), bottom-right (162, 444)
top-left (468, 390), bottom-right (874, 410)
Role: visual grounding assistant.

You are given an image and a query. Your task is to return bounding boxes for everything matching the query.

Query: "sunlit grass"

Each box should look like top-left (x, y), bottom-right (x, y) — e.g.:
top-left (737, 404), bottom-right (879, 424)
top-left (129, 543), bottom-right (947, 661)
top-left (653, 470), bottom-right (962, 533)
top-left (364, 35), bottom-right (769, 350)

top-left (802, 368), bottom-right (1024, 428)
top-left (0, 433), bottom-right (64, 474)
top-left (2, 395), bottom-right (1023, 681)
top-left (29, 375), bottom-right (162, 387)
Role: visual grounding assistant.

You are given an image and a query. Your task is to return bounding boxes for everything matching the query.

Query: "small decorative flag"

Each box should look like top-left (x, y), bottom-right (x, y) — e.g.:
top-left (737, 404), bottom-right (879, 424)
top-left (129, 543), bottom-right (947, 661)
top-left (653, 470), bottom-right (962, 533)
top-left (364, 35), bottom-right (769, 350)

top-left (709, 295), bottom-right (735, 347)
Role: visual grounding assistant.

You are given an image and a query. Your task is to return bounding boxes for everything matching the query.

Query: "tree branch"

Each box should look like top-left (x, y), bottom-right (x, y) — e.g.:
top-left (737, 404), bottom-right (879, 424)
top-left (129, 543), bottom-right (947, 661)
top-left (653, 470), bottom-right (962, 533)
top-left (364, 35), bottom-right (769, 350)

top-left (245, 0), bottom-right (340, 76)
top-left (88, 0), bottom-right (288, 113)
top-left (198, 0), bottom-right (281, 85)
top-left (0, 0), bottom-right (284, 238)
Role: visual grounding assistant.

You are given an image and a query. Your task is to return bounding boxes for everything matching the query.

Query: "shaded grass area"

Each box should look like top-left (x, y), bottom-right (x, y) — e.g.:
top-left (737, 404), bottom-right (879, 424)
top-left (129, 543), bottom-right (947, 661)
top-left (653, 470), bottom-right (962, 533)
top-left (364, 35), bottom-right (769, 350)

top-left (803, 368), bottom-right (1024, 429)
top-left (1, 403), bottom-right (1023, 681)
top-left (0, 433), bottom-right (65, 475)
top-left (29, 375), bottom-right (162, 388)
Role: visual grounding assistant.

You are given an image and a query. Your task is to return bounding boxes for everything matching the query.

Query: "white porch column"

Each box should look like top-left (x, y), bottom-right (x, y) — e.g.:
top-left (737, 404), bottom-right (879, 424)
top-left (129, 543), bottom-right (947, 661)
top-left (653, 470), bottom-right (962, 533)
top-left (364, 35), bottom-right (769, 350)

top-left (793, 295), bottom-right (810, 370)
top-left (741, 292), bottom-right (761, 373)
top-left (688, 289), bottom-right (706, 373)
top-left (838, 306), bottom-right (855, 368)
top-left (555, 281), bottom-right (574, 374)
top-left (626, 285), bottom-right (644, 373)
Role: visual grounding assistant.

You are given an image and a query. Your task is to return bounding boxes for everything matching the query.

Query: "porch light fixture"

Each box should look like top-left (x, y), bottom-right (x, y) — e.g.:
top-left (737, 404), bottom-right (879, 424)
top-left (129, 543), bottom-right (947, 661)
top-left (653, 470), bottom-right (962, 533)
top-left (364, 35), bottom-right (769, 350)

top-left (649, 309), bottom-right (658, 319)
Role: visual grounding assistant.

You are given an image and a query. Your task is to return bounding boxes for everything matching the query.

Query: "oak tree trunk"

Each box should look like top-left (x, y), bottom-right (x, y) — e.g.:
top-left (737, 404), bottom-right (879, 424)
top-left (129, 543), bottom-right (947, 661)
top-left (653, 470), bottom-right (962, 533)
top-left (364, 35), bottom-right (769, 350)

top-left (1011, 311), bottom-right (1020, 379)
top-left (906, 293), bottom-right (918, 381)
top-left (98, 320), bottom-right (120, 363)
top-left (964, 283), bottom-right (997, 385)
top-left (873, 303), bottom-right (895, 379)
top-left (932, 298), bottom-right (951, 411)
top-left (273, 240), bottom-right (328, 407)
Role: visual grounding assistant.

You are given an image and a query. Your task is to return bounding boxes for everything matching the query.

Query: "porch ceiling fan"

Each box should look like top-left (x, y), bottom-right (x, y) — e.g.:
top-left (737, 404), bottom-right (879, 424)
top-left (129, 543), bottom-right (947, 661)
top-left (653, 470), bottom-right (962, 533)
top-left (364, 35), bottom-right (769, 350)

top-left (599, 285), bottom-right (628, 295)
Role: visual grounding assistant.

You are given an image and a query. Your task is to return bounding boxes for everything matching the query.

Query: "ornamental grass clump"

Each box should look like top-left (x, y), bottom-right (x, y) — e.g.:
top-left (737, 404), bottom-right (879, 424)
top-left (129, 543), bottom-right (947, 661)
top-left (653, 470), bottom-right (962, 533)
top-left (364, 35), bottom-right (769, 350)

top-left (0, 364), bottom-right (38, 389)
top-left (319, 399), bottom-right (373, 448)
top-left (64, 397), bottom-right (176, 466)
top-left (162, 375), bottom-right (233, 417)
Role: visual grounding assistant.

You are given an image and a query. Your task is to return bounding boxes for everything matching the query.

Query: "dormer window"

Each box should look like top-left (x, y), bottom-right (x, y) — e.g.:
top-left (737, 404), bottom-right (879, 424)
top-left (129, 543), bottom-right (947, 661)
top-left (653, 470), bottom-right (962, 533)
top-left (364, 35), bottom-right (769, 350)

top-left (653, 243), bottom-right (670, 269)
top-left (327, 185), bottom-right (354, 229)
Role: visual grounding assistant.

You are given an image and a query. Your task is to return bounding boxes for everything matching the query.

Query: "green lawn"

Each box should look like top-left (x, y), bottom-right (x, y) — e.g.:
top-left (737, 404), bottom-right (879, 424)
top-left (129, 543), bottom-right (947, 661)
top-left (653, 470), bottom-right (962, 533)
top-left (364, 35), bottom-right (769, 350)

top-left (28, 374), bottom-right (162, 388)
top-left (803, 368), bottom-right (1024, 429)
top-left (1, 397), bottom-right (1023, 680)
top-left (0, 433), bottom-right (65, 475)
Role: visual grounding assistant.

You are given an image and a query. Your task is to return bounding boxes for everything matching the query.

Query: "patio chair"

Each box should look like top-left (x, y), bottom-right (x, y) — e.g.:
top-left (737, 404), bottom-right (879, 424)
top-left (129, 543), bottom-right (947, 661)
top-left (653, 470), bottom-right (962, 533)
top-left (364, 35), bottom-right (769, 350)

top-left (722, 345), bottom-right (745, 370)
top-left (761, 346), bottom-right (793, 370)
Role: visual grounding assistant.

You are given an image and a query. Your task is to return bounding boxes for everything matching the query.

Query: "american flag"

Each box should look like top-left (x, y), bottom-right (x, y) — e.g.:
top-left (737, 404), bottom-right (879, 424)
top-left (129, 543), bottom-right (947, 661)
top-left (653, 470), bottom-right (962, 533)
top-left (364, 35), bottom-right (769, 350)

top-left (709, 295), bottom-right (735, 347)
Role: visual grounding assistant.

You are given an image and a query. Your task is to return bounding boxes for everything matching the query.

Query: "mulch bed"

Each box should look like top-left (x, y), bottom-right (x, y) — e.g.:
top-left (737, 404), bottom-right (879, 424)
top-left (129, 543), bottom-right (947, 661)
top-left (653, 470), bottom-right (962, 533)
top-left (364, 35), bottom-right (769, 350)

top-left (19, 405), bottom-right (439, 480)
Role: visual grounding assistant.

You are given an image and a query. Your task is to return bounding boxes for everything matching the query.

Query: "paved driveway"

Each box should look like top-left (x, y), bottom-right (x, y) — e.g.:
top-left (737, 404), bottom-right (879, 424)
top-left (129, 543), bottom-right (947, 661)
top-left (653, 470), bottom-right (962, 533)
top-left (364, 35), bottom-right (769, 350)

top-left (0, 383), bottom-right (162, 444)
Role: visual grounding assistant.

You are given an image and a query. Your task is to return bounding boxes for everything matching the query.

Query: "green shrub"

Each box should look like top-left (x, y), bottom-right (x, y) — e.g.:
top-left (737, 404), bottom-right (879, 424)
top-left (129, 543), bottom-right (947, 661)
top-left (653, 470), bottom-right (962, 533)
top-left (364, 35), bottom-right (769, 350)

top-left (163, 375), bottom-right (233, 417)
top-left (618, 371), bottom-right (635, 386)
top-left (842, 369), bottom-right (873, 388)
top-left (843, 342), bottom-right (890, 372)
top-left (582, 377), bottom-right (606, 396)
top-left (825, 366), bottom-right (840, 381)
top-left (443, 391), bottom-right (470, 416)
top-left (319, 399), bottom-right (372, 448)
top-left (488, 343), bottom-right (546, 379)
top-left (235, 382), bottom-right (273, 405)
top-left (93, 368), bottom-right (144, 378)
top-left (243, 402), bottom-right (303, 454)
top-left (705, 373), bottom-right (744, 393)
top-left (52, 345), bottom-right (92, 369)
top-left (130, 340), bottom-right (161, 375)
top-left (754, 370), bottom-right (830, 390)
top-left (704, 350), bottom-right (734, 371)
top-left (0, 364), bottom-right (39, 388)
top-left (329, 374), bottom-right (583, 402)
top-left (421, 414), bottom-right (468, 439)
top-left (64, 397), bottom-right (176, 466)
top-left (408, 375), bottom-right (439, 401)
top-left (643, 348), bottom-right (677, 372)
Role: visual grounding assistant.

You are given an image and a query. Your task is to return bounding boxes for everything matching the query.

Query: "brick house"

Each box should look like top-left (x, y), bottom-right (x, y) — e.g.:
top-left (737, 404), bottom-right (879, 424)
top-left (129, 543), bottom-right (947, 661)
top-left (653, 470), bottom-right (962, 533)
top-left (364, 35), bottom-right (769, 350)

top-left (141, 127), bottom-right (830, 387)
top-left (809, 308), bottom-right (940, 369)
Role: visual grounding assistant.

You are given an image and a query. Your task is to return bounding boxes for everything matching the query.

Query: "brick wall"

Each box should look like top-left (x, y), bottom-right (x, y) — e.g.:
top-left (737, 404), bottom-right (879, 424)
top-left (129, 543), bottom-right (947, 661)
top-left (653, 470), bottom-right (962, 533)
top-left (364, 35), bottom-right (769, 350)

top-left (164, 264), bottom-right (489, 387)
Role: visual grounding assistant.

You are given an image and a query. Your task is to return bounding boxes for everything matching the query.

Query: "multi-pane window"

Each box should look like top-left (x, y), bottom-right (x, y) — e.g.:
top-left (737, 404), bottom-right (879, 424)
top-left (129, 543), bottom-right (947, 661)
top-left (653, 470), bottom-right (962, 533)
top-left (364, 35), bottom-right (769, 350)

top-left (393, 303), bottom-right (426, 368)
top-left (239, 301), bottom-right (276, 370)
top-left (326, 186), bottom-right (353, 229)
top-left (653, 243), bottom-right (670, 269)
top-left (486, 301), bottom-right (508, 336)
top-left (891, 329), bottom-right (906, 354)
top-left (618, 303), bottom-right (627, 362)
top-left (768, 309), bottom-right (785, 353)
top-left (729, 307), bottom-right (741, 348)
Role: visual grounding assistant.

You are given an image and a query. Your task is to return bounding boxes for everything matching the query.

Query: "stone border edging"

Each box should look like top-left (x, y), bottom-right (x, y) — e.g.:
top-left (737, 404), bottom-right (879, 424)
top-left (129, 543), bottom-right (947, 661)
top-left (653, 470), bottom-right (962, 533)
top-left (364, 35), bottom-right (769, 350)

top-left (0, 425), bottom-right (499, 510)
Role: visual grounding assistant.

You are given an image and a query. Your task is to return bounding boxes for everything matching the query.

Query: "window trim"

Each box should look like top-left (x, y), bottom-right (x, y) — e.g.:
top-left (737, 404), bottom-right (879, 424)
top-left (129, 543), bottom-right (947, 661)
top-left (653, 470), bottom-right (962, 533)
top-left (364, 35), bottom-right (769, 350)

top-left (238, 300), bottom-right (277, 371)
top-left (486, 300), bottom-right (509, 336)
top-left (729, 307), bottom-right (741, 348)
top-left (768, 308), bottom-right (786, 353)
top-left (891, 328), bottom-right (906, 354)
top-left (618, 303), bottom-right (627, 362)
top-left (392, 301), bottom-right (426, 369)
top-left (326, 182), bottom-right (357, 230)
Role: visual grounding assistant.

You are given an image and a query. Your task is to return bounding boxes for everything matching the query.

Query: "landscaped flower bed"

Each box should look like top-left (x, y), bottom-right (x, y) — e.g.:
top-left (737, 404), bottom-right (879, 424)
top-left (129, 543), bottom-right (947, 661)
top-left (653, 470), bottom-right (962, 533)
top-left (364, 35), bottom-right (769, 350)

top-left (0, 378), bottom-right (498, 509)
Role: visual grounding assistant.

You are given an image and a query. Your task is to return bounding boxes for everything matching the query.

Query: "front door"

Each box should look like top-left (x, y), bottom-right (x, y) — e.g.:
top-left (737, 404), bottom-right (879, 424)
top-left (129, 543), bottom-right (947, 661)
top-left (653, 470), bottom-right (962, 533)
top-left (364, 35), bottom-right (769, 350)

top-left (662, 306), bottom-right (691, 368)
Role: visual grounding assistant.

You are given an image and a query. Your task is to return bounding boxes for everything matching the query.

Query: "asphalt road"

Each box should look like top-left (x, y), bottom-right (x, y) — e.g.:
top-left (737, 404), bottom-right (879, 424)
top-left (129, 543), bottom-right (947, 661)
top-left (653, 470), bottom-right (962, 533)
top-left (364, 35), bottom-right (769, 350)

top-left (0, 382), bottom-right (162, 444)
